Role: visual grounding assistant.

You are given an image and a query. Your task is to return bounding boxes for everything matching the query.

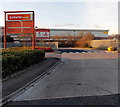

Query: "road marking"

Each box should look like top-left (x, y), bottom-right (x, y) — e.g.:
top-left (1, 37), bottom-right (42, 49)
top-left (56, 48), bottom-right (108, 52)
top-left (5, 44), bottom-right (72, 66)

top-left (62, 51), bottom-right (110, 54)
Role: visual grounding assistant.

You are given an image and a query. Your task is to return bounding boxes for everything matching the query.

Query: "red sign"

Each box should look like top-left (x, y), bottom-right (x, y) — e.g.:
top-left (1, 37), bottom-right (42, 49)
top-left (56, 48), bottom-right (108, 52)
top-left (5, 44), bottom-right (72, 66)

top-left (36, 29), bottom-right (50, 39)
top-left (4, 11), bottom-right (35, 49)
top-left (36, 29), bottom-right (50, 32)
top-left (7, 14), bottom-right (32, 21)
top-left (6, 21), bottom-right (21, 27)
top-left (6, 21), bottom-right (33, 34)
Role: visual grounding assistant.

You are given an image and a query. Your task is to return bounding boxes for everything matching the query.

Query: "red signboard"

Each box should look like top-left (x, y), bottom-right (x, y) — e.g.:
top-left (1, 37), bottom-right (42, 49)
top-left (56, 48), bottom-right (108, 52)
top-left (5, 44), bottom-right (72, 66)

top-left (6, 21), bottom-right (21, 27)
top-left (7, 14), bottom-right (32, 21)
top-left (36, 29), bottom-right (50, 32)
top-left (36, 29), bottom-right (50, 39)
top-left (6, 21), bottom-right (33, 34)
top-left (4, 11), bottom-right (35, 49)
top-left (5, 12), bottom-right (34, 33)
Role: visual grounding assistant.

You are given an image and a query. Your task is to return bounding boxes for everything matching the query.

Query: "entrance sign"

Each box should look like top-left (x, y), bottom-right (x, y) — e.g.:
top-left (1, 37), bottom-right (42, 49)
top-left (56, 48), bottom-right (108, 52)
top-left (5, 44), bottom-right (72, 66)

top-left (6, 21), bottom-right (34, 34)
top-left (36, 29), bottom-right (50, 39)
top-left (4, 11), bottom-right (35, 49)
top-left (7, 14), bottom-right (32, 21)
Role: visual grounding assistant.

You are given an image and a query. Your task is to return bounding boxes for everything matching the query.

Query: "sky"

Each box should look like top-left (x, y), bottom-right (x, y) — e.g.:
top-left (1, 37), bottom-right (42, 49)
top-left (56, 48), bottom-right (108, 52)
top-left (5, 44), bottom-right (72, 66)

top-left (0, 0), bottom-right (119, 35)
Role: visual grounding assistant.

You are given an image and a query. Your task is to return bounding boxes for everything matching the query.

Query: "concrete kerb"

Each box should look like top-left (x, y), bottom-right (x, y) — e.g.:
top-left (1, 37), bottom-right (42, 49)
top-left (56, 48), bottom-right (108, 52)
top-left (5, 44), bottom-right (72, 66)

top-left (2, 59), bottom-right (46, 82)
top-left (2, 58), bottom-right (61, 106)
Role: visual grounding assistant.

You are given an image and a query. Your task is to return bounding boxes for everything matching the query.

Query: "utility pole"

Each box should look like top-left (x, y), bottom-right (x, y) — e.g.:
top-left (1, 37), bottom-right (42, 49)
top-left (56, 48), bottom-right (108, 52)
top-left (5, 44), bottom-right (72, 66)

top-left (74, 30), bottom-right (75, 36)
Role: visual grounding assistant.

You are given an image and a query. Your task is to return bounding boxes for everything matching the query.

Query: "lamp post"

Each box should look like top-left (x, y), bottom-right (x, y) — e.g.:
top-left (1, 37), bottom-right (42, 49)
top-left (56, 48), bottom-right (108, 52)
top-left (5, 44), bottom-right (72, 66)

top-left (74, 30), bottom-right (75, 37)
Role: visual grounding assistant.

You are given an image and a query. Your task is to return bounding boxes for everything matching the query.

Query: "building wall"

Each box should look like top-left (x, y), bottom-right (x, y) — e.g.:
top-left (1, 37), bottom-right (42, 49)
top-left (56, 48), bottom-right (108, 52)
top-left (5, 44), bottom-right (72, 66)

top-left (91, 31), bottom-right (108, 37)
top-left (91, 39), bottom-right (118, 49)
top-left (50, 29), bottom-right (108, 37)
top-left (0, 27), bottom-right (109, 38)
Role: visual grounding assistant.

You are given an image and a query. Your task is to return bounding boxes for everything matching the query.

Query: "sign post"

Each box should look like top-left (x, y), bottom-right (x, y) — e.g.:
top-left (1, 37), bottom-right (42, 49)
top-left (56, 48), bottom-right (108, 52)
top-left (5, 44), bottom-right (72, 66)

top-left (36, 29), bottom-right (50, 47)
top-left (4, 11), bottom-right (35, 50)
top-left (4, 13), bottom-right (7, 49)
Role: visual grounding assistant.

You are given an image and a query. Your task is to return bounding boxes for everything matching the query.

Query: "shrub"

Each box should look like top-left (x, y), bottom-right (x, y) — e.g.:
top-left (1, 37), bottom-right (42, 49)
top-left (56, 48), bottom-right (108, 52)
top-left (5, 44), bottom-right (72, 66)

top-left (2, 36), bottom-right (14, 42)
top-left (76, 32), bottom-right (94, 48)
top-left (35, 47), bottom-right (54, 52)
top-left (2, 49), bottom-right (45, 78)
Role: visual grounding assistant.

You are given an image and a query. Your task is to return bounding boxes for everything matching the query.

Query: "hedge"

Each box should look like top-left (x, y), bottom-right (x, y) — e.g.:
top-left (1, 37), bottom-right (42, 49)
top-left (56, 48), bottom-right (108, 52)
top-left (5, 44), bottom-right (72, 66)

top-left (2, 36), bottom-right (14, 42)
top-left (2, 49), bottom-right (45, 78)
top-left (35, 47), bottom-right (54, 52)
top-left (1, 46), bottom-right (54, 52)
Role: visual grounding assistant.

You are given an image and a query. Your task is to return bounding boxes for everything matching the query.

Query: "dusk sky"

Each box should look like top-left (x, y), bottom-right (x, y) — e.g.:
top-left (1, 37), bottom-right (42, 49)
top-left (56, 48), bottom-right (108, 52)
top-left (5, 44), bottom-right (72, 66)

top-left (0, 0), bottom-right (119, 35)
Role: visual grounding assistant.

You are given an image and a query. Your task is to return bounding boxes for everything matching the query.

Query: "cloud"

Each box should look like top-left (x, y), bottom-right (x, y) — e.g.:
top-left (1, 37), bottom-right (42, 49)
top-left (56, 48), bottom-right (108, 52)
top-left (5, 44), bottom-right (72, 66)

top-left (55, 23), bottom-right (74, 27)
top-left (0, 0), bottom-right (119, 2)
top-left (94, 24), bottom-right (102, 28)
top-left (84, 2), bottom-right (118, 34)
top-left (54, 23), bottom-right (81, 28)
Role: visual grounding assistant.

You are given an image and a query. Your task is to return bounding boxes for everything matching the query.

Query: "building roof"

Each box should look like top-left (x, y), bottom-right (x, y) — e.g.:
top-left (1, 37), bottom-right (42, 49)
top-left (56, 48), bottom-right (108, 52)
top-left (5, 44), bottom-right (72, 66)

top-left (37, 27), bottom-right (109, 31)
top-left (1, 26), bottom-right (109, 31)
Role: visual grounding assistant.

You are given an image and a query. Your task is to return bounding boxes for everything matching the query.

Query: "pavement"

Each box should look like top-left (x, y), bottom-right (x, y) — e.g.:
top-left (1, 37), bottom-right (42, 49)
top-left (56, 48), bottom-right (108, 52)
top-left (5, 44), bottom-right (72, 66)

top-left (4, 94), bottom-right (119, 106)
top-left (62, 52), bottom-right (118, 59)
top-left (3, 51), bottom-right (118, 106)
top-left (2, 57), bottom-right (60, 99)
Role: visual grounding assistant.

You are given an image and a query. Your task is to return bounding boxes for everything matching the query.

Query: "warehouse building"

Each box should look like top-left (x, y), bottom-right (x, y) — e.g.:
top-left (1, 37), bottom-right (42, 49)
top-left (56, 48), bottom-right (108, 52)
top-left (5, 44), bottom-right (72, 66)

top-left (0, 27), bottom-right (109, 40)
top-left (48, 28), bottom-right (109, 38)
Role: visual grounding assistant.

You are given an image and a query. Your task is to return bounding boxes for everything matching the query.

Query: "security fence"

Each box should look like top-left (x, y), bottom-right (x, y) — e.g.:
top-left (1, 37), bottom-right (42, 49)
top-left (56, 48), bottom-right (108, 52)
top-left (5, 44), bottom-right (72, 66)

top-left (0, 42), bottom-right (58, 50)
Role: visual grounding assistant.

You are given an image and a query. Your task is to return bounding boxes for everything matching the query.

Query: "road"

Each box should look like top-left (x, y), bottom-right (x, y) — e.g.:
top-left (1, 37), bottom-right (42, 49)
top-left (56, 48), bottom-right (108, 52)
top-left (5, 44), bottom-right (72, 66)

top-left (58, 48), bottom-right (88, 53)
top-left (58, 48), bottom-right (108, 53)
top-left (3, 50), bottom-right (119, 106)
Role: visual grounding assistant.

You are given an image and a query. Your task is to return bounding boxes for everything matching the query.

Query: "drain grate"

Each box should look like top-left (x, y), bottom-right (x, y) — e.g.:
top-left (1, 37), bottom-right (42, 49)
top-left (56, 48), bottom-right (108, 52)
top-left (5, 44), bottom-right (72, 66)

top-left (77, 83), bottom-right (82, 85)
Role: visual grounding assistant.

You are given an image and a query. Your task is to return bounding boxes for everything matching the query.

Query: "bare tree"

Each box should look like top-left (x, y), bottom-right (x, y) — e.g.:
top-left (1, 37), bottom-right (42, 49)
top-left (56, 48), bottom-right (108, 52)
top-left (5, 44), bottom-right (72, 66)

top-left (77, 31), bottom-right (84, 37)
top-left (76, 32), bottom-right (94, 48)
top-left (114, 34), bottom-right (120, 52)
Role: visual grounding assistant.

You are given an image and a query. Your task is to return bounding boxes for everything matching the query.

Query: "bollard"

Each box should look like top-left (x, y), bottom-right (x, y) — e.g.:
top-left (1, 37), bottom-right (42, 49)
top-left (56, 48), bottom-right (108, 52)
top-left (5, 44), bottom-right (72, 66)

top-left (107, 47), bottom-right (114, 51)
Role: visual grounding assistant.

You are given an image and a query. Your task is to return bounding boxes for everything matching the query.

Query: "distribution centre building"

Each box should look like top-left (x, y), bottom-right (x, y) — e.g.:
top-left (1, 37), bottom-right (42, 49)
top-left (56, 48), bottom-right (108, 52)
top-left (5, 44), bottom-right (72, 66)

top-left (46, 28), bottom-right (109, 37)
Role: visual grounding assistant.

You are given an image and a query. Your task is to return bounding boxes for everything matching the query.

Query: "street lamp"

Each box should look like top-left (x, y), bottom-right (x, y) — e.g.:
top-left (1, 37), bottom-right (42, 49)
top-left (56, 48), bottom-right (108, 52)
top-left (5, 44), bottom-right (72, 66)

top-left (74, 30), bottom-right (75, 37)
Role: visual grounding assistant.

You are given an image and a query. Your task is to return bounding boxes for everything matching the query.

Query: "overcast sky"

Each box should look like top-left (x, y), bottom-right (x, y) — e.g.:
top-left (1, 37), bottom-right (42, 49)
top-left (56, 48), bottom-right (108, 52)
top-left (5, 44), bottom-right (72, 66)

top-left (0, 0), bottom-right (119, 35)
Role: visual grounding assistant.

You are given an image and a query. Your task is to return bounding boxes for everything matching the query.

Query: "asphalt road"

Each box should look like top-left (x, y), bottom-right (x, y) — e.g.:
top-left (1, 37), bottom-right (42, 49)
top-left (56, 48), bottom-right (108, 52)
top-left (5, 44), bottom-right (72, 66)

top-left (3, 51), bottom-right (119, 106)
top-left (58, 48), bottom-right (107, 53)
top-left (58, 48), bottom-right (88, 53)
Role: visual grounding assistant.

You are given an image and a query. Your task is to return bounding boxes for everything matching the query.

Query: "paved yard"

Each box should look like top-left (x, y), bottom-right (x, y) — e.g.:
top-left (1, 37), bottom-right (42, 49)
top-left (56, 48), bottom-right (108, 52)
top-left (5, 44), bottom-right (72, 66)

top-left (62, 52), bottom-right (118, 59)
top-left (10, 52), bottom-right (118, 104)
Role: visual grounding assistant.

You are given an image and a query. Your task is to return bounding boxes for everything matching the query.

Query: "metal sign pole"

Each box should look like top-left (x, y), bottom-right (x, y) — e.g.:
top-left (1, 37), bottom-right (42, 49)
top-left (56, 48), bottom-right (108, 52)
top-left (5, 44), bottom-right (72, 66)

top-left (49, 31), bottom-right (50, 47)
top-left (4, 12), bottom-right (7, 49)
top-left (32, 11), bottom-right (35, 50)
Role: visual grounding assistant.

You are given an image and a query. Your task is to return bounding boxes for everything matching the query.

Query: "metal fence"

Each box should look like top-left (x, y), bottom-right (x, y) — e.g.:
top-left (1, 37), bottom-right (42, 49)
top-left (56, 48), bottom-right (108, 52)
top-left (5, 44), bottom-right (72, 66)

top-left (0, 42), bottom-right (58, 50)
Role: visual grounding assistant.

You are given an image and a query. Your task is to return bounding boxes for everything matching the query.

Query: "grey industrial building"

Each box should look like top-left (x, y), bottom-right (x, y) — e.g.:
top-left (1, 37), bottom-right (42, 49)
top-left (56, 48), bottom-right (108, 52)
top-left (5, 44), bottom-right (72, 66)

top-left (48, 28), bottom-right (109, 37)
